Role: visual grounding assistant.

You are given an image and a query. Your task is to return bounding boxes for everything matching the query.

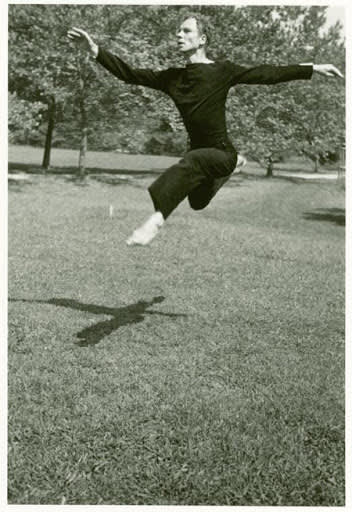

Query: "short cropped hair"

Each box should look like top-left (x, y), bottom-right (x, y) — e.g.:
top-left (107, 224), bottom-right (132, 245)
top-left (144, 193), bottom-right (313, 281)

top-left (179, 12), bottom-right (212, 47)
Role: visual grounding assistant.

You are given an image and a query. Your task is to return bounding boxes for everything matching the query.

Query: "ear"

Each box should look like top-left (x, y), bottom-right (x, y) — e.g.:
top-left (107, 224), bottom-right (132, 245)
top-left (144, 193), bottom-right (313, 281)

top-left (200, 34), bottom-right (207, 46)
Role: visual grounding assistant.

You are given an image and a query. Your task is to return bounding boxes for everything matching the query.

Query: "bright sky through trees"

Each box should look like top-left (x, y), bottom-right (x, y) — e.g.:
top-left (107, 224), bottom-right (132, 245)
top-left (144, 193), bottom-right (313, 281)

top-left (325, 5), bottom-right (345, 34)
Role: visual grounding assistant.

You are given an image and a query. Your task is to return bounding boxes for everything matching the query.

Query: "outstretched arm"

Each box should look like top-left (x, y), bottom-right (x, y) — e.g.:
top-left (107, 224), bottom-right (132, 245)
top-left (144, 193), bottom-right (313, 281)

top-left (67, 27), bottom-right (168, 91)
top-left (230, 61), bottom-right (343, 85)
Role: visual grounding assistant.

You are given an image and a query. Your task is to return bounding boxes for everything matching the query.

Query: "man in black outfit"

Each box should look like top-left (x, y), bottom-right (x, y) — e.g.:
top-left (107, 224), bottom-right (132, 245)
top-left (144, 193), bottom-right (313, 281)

top-left (68, 15), bottom-right (343, 246)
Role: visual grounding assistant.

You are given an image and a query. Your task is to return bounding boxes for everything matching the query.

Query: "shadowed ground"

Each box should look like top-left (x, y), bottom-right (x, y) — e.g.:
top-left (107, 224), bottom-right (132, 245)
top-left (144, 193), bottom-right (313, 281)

top-left (303, 208), bottom-right (345, 226)
top-left (9, 296), bottom-right (186, 346)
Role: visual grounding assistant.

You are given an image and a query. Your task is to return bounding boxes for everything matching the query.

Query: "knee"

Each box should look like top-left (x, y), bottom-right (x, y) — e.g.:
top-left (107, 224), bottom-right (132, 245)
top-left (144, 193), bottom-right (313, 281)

top-left (188, 197), bottom-right (208, 211)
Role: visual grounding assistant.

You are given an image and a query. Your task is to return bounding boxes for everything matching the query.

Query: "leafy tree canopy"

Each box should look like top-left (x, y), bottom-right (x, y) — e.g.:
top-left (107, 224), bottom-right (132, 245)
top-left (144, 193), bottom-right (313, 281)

top-left (8, 4), bottom-right (345, 171)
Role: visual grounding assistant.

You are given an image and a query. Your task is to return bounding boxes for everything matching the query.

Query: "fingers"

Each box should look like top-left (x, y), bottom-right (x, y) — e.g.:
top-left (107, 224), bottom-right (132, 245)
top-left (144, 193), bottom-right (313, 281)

top-left (67, 30), bottom-right (82, 41)
top-left (333, 68), bottom-right (344, 78)
top-left (72, 27), bottom-right (88, 36)
top-left (67, 27), bottom-right (89, 41)
top-left (328, 70), bottom-right (344, 78)
top-left (327, 64), bottom-right (344, 78)
top-left (317, 64), bottom-right (344, 79)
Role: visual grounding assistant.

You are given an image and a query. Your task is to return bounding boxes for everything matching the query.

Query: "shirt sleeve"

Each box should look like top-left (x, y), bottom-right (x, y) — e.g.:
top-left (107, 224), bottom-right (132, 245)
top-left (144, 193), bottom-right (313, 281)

top-left (96, 47), bottom-right (169, 92)
top-left (228, 62), bottom-right (313, 85)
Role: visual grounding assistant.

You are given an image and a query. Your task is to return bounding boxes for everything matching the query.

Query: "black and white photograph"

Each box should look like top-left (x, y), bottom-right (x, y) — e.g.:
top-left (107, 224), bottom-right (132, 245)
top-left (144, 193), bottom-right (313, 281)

top-left (3, 0), bottom-right (348, 508)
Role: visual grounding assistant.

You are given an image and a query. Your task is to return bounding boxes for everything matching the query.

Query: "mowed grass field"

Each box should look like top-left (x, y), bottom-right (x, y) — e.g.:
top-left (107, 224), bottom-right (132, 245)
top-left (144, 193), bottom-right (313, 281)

top-left (8, 168), bottom-right (345, 505)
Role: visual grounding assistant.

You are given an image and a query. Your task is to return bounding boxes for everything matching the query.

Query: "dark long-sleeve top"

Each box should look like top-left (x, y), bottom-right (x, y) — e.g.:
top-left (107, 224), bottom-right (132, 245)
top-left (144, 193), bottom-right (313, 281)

top-left (97, 47), bottom-right (313, 150)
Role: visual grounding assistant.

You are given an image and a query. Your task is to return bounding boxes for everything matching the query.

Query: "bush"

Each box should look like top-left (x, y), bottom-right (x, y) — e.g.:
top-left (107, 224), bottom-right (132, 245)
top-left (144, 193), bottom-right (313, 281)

top-left (144, 132), bottom-right (187, 156)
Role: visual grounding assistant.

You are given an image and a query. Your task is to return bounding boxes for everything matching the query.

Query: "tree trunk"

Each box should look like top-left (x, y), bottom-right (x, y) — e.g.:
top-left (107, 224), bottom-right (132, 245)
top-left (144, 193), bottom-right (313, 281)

top-left (314, 154), bottom-right (319, 173)
top-left (78, 126), bottom-right (87, 176)
top-left (42, 96), bottom-right (56, 170)
top-left (78, 71), bottom-right (87, 177)
top-left (266, 157), bottom-right (274, 177)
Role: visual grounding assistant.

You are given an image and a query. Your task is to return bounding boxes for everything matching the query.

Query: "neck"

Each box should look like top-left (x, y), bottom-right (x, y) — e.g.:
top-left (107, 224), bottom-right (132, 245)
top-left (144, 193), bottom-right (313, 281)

top-left (186, 47), bottom-right (213, 64)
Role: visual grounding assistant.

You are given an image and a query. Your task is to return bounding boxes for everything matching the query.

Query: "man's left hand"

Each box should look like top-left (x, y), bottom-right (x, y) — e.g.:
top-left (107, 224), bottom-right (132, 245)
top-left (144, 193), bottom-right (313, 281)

top-left (313, 64), bottom-right (344, 78)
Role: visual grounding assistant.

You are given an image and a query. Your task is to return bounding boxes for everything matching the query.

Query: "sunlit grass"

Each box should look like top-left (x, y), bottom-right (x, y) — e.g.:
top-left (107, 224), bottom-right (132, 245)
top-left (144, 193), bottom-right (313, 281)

top-left (8, 169), bottom-right (344, 505)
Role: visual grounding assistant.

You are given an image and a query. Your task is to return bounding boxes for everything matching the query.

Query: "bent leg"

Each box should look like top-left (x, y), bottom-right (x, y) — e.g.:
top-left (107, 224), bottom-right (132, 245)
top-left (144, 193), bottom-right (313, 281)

top-left (188, 152), bottom-right (247, 211)
top-left (149, 147), bottom-right (238, 218)
top-left (126, 148), bottom-right (238, 245)
top-left (188, 175), bottom-right (231, 210)
top-left (148, 155), bottom-right (207, 219)
top-left (127, 154), bottom-right (205, 246)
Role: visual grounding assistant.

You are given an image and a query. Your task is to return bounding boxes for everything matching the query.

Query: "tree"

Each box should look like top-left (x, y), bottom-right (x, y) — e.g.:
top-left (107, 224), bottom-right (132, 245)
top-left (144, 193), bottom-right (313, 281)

top-left (284, 15), bottom-right (345, 172)
top-left (8, 4), bottom-right (345, 174)
top-left (8, 92), bottom-right (44, 144)
top-left (8, 5), bottom-right (76, 168)
top-left (8, 4), bottom-right (129, 172)
top-left (224, 5), bottom-right (345, 175)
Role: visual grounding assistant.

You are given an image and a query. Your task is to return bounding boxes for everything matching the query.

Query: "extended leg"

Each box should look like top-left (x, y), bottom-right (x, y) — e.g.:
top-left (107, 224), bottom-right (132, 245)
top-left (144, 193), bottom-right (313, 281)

top-left (188, 153), bottom-right (246, 211)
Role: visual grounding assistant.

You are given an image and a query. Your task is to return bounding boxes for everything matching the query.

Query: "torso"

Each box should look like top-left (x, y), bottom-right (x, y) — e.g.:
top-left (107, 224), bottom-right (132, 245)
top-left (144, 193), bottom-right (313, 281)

top-left (165, 61), bottom-right (235, 150)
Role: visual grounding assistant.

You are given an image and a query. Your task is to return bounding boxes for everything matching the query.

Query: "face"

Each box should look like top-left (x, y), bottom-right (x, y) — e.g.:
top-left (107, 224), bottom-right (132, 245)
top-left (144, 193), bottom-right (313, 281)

top-left (176, 17), bottom-right (206, 53)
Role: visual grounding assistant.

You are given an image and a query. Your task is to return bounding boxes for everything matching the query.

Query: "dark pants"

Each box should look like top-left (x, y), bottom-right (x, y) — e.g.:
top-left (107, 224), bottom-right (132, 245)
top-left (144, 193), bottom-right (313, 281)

top-left (148, 146), bottom-right (238, 219)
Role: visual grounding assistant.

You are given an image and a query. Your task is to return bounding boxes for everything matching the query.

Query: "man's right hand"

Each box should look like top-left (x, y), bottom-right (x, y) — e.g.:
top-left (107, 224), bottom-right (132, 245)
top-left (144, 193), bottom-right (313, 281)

top-left (67, 27), bottom-right (98, 58)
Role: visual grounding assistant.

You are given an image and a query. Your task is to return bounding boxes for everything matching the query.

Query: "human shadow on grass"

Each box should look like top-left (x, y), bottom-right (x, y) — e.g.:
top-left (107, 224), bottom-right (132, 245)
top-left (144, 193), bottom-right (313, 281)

top-left (303, 208), bottom-right (345, 226)
top-left (9, 296), bottom-right (186, 347)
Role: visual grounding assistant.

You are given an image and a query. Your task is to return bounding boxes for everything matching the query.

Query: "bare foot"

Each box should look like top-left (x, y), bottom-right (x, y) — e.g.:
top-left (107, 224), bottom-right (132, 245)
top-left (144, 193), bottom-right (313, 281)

top-left (234, 154), bottom-right (247, 172)
top-left (126, 212), bottom-right (164, 246)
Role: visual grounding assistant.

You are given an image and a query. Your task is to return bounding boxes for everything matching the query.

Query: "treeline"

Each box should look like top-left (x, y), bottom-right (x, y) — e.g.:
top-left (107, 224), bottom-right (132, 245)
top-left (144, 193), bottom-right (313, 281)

top-left (8, 4), bottom-right (345, 174)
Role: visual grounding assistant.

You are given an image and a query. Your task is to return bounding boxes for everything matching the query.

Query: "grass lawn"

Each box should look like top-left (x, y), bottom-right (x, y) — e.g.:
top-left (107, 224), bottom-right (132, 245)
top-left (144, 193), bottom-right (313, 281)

top-left (8, 167), bottom-right (345, 505)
